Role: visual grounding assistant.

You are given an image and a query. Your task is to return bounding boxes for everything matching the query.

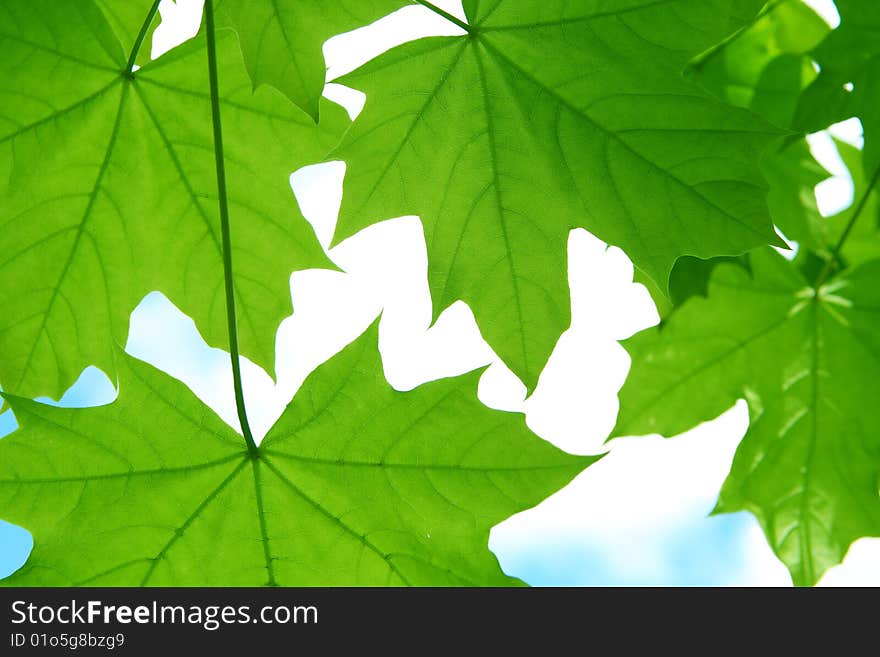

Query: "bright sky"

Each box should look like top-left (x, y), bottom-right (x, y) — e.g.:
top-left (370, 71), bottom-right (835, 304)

top-left (1, 0), bottom-right (878, 586)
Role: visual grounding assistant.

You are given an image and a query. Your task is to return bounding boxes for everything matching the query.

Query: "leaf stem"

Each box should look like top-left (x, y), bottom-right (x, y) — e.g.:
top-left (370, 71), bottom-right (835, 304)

top-left (815, 163), bottom-right (880, 287)
top-left (204, 0), bottom-right (259, 456)
top-left (125, 0), bottom-right (162, 74)
top-left (414, 0), bottom-right (473, 33)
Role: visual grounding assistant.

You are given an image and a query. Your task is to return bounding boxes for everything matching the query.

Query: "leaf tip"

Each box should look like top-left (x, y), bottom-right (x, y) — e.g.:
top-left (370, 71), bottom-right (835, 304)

top-left (770, 228), bottom-right (792, 251)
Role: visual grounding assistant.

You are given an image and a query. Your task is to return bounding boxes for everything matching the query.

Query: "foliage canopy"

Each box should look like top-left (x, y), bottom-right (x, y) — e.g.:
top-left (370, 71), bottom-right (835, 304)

top-left (0, 0), bottom-right (877, 586)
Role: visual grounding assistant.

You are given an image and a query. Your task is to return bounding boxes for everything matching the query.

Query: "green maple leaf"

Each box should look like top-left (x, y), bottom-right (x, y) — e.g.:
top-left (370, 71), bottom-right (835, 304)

top-left (0, 0), bottom-right (348, 401)
top-left (218, 0), bottom-right (408, 120)
top-left (329, 0), bottom-right (784, 391)
top-left (794, 0), bottom-right (880, 172)
top-left (612, 249), bottom-right (880, 585)
top-left (0, 323), bottom-right (591, 586)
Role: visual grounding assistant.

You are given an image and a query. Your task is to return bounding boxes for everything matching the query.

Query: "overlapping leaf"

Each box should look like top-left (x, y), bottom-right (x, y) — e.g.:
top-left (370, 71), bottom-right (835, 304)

top-left (692, 0), bottom-right (829, 129)
top-left (0, 324), bottom-right (590, 586)
top-left (824, 140), bottom-right (880, 269)
top-left (0, 0), bottom-right (348, 400)
top-left (795, 0), bottom-right (880, 172)
top-left (218, 0), bottom-right (408, 120)
top-left (634, 0), bottom-right (831, 316)
top-left (328, 0), bottom-right (783, 391)
top-left (613, 249), bottom-right (880, 585)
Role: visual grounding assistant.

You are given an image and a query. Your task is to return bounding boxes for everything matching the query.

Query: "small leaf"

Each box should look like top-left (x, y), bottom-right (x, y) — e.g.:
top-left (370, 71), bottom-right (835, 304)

top-left (634, 255), bottom-right (748, 321)
top-left (762, 138), bottom-right (832, 256)
top-left (218, 0), bottom-right (407, 120)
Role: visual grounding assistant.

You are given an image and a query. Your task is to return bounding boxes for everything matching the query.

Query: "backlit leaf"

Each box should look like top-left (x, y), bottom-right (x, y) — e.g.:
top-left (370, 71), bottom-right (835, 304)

top-left (0, 0), bottom-right (347, 399)
top-left (331, 0), bottom-right (784, 390)
top-left (613, 249), bottom-right (880, 585)
top-left (0, 324), bottom-right (591, 586)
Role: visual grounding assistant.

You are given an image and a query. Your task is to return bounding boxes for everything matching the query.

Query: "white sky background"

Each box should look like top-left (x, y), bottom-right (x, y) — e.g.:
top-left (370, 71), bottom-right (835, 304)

top-left (2, 0), bottom-right (877, 585)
